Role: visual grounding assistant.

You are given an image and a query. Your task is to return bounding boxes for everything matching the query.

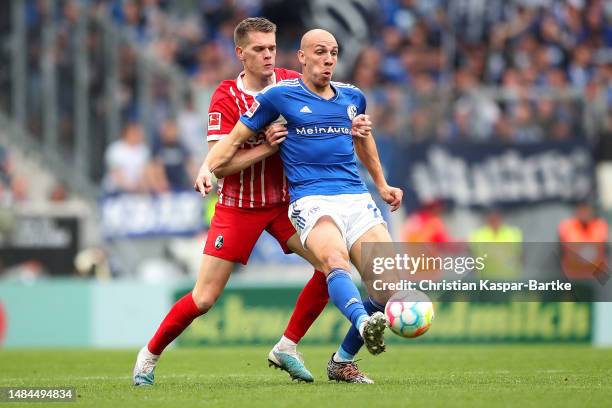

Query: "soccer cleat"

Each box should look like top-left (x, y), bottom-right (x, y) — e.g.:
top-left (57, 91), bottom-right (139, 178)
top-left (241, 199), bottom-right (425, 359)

top-left (327, 354), bottom-right (374, 384)
top-left (362, 311), bottom-right (387, 355)
top-left (267, 348), bottom-right (314, 383)
top-left (133, 346), bottom-right (159, 386)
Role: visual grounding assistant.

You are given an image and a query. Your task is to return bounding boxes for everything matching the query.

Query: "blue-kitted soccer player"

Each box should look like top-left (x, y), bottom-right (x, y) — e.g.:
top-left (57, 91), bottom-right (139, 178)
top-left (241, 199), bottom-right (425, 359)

top-left (196, 29), bottom-right (403, 383)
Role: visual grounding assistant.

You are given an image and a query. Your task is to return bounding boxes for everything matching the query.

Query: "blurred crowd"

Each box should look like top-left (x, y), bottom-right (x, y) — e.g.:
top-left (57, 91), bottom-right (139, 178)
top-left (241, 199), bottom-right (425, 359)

top-left (362, 0), bottom-right (612, 147)
top-left (95, 0), bottom-right (612, 194)
top-left (1, 0), bottom-right (612, 189)
top-left (96, 0), bottom-right (612, 149)
top-left (4, 0), bottom-right (610, 196)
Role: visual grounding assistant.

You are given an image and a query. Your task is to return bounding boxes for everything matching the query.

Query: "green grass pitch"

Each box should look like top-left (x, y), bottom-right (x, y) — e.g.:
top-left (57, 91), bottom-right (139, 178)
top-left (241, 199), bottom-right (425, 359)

top-left (1, 345), bottom-right (611, 407)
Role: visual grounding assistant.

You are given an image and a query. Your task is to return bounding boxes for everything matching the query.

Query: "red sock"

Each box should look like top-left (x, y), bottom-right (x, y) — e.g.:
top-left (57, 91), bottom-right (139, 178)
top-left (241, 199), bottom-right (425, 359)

top-left (283, 270), bottom-right (329, 343)
top-left (147, 292), bottom-right (203, 355)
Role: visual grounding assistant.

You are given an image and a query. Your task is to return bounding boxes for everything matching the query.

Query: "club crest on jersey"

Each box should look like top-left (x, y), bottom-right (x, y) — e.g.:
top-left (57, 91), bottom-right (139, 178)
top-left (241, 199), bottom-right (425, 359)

top-left (245, 100), bottom-right (260, 118)
top-left (208, 112), bottom-right (221, 131)
top-left (347, 104), bottom-right (357, 120)
top-left (214, 235), bottom-right (224, 249)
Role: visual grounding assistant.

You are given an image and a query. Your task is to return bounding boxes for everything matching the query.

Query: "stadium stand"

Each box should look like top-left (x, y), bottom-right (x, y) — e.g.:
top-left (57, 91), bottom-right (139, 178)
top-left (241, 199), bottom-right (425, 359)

top-left (0, 0), bottom-right (610, 278)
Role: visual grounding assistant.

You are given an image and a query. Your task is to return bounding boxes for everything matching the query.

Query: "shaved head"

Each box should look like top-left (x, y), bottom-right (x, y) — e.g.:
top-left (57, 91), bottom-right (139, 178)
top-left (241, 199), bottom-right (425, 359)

top-left (300, 29), bottom-right (337, 50)
top-left (298, 28), bottom-right (339, 94)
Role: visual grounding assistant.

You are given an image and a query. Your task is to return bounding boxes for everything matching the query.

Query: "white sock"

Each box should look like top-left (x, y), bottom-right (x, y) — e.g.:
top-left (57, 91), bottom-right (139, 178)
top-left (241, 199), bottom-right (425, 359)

top-left (276, 336), bottom-right (297, 352)
top-left (143, 346), bottom-right (160, 359)
top-left (332, 350), bottom-right (354, 363)
top-left (358, 319), bottom-right (368, 338)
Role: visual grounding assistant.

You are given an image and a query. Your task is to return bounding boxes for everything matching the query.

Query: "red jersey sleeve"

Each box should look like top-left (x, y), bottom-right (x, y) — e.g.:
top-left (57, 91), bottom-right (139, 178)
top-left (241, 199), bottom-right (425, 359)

top-left (207, 84), bottom-right (239, 142)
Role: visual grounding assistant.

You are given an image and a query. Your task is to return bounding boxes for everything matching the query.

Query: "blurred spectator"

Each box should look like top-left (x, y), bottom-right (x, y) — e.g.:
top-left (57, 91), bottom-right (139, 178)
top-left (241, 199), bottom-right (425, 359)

top-left (470, 209), bottom-right (523, 243)
top-left (569, 45), bottom-right (595, 88)
top-left (559, 202), bottom-right (609, 279)
top-left (351, 47), bottom-right (382, 91)
top-left (512, 102), bottom-right (544, 143)
top-left (103, 122), bottom-right (151, 193)
top-left (492, 116), bottom-right (516, 143)
top-left (470, 209), bottom-right (523, 279)
top-left (149, 119), bottom-right (194, 192)
top-left (444, 104), bottom-right (473, 141)
top-left (1, 260), bottom-right (47, 282)
top-left (0, 145), bottom-right (11, 193)
top-left (177, 92), bottom-right (207, 163)
top-left (74, 247), bottom-right (112, 280)
top-left (401, 199), bottom-right (455, 280)
top-left (0, 146), bottom-right (15, 242)
top-left (0, 146), bottom-right (28, 204)
top-left (49, 182), bottom-right (68, 202)
top-left (402, 200), bottom-right (452, 243)
top-left (559, 202), bottom-right (609, 242)
top-left (10, 176), bottom-right (29, 203)
top-left (583, 79), bottom-right (609, 143)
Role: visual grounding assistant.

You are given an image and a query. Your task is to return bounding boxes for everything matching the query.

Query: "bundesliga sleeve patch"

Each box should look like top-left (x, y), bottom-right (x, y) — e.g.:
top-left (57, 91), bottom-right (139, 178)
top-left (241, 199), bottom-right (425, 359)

top-left (208, 112), bottom-right (221, 131)
top-left (245, 100), bottom-right (260, 118)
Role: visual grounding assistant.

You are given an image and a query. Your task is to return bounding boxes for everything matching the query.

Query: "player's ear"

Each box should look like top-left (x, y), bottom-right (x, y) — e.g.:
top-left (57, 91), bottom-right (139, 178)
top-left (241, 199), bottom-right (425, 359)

top-left (297, 50), bottom-right (305, 65)
top-left (236, 46), bottom-right (244, 61)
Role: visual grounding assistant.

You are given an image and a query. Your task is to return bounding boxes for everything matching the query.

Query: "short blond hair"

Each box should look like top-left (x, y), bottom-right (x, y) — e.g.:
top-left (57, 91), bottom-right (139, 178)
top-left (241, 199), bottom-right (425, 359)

top-left (234, 17), bottom-right (277, 47)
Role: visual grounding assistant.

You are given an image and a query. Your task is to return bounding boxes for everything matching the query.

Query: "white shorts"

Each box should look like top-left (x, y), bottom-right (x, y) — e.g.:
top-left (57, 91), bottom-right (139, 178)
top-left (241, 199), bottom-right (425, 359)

top-left (288, 193), bottom-right (387, 250)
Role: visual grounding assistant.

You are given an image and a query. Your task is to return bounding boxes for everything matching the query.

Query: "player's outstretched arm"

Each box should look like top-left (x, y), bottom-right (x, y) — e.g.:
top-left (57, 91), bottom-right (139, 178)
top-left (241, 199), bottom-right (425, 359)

top-left (194, 121), bottom-right (257, 196)
top-left (209, 140), bottom-right (279, 178)
top-left (353, 130), bottom-right (403, 211)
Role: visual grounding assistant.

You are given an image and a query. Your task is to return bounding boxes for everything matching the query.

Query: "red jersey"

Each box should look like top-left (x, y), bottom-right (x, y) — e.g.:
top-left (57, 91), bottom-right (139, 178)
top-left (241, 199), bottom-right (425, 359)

top-left (207, 68), bottom-right (300, 208)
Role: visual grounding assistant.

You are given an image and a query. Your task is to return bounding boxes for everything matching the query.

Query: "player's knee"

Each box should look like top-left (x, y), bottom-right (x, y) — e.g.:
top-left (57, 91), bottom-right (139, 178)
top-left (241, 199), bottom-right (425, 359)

top-left (191, 290), bottom-right (219, 313)
top-left (321, 250), bottom-right (350, 273)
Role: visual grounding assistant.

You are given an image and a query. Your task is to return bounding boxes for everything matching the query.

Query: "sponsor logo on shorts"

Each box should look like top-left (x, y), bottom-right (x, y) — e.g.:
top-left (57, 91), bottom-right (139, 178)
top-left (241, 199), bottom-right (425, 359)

top-left (208, 112), bottom-right (221, 131)
top-left (214, 235), bottom-right (224, 249)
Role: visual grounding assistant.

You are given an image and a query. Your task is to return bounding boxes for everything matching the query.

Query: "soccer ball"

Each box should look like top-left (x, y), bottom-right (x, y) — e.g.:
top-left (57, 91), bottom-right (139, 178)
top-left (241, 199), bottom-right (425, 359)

top-left (385, 297), bottom-right (435, 338)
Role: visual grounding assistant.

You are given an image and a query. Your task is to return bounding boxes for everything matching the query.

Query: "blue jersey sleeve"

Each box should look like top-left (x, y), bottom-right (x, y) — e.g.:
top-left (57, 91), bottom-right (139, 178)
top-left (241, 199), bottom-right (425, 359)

top-left (239, 91), bottom-right (280, 132)
top-left (357, 89), bottom-right (367, 115)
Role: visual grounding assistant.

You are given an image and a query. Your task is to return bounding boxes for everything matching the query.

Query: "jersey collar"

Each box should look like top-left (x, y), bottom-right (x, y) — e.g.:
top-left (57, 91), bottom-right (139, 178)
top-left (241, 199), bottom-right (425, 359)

top-left (236, 70), bottom-right (277, 97)
top-left (298, 78), bottom-right (339, 102)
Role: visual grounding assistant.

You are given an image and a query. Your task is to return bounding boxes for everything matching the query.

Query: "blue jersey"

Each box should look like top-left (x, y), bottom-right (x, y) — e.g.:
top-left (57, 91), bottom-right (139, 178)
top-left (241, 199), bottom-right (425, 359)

top-left (240, 78), bottom-right (368, 202)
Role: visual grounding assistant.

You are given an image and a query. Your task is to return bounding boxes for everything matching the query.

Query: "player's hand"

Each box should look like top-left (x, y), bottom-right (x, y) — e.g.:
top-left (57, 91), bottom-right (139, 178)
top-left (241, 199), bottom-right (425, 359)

top-left (352, 114), bottom-right (372, 138)
top-left (264, 123), bottom-right (288, 146)
top-left (379, 185), bottom-right (403, 212)
top-left (194, 164), bottom-right (214, 197)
